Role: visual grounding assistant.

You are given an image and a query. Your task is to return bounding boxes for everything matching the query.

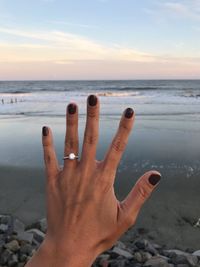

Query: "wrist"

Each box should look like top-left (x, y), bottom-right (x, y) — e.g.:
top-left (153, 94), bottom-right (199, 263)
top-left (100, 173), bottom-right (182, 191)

top-left (25, 236), bottom-right (98, 267)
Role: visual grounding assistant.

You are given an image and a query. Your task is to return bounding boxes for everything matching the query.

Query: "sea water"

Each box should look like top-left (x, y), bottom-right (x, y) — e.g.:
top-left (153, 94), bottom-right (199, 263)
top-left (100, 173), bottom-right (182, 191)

top-left (1, 80), bottom-right (200, 118)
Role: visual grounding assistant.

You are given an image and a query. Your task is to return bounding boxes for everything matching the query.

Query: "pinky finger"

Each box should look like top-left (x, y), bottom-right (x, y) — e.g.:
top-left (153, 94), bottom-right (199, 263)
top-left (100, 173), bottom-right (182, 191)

top-left (42, 126), bottom-right (59, 180)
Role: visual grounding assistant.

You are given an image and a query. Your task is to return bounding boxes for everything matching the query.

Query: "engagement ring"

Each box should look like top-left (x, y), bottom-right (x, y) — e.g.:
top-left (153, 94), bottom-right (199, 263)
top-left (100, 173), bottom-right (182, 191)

top-left (63, 153), bottom-right (79, 160)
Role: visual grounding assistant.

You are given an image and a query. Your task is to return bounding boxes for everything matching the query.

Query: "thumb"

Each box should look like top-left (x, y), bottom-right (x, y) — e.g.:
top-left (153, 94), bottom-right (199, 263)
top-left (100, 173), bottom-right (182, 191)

top-left (119, 170), bottom-right (161, 228)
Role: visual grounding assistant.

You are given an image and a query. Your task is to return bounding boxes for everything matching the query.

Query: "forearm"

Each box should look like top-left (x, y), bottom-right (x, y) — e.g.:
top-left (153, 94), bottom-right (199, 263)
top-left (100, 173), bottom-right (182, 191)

top-left (25, 238), bottom-right (97, 267)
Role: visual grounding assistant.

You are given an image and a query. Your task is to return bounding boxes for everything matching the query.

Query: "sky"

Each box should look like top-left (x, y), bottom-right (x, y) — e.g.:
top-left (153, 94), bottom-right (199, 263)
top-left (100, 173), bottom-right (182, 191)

top-left (0, 0), bottom-right (200, 80)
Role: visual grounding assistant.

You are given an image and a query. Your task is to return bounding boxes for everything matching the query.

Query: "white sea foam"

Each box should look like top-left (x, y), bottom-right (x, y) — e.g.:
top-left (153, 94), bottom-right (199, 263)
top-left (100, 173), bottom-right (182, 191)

top-left (97, 91), bottom-right (140, 97)
top-left (1, 80), bottom-right (200, 117)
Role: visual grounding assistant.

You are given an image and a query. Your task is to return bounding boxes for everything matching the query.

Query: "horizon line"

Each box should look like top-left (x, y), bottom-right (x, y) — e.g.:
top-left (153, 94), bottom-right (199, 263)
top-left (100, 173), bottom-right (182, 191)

top-left (1, 78), bottom-right (200, 82)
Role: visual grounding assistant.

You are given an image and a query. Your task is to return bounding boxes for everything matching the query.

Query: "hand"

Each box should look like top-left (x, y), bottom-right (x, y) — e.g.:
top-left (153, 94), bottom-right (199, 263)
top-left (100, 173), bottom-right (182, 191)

top-left (25, 94), bottom-right (161, 267)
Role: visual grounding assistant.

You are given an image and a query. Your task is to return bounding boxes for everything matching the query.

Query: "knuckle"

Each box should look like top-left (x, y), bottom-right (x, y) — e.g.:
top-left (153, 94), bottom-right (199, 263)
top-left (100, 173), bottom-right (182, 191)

top-left (65, 138), bottom-right (78, 149)
top-left (119, 122), bottom-right (132, 133)
top-left (43, 139), bottom-right (52, 147)
top-left (137, 183), bottom-right (151, 201)
top-left (45, 154), bottom-right (51, 164)
top-left (43, 143), bottom-right (49, 148)
top-left (87, 108), bottom-right (97, 118)
top-left (112, 137), bottom-right (126, 152)
top-left (84, 133), bottom-right (98, 145)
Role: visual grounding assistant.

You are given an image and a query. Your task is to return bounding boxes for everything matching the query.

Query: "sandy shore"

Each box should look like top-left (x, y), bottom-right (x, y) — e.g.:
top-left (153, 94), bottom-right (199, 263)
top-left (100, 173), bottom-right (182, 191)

top-left (0, 165), bottom-right (200, 251)
top-left (0, 166), bottom-right (46, 224)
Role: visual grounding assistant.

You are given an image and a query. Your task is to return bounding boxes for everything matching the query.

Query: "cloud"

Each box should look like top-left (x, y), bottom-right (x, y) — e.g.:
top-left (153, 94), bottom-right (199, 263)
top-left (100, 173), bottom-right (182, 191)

top-left (0, 27), bottom-right (157, 63)
top-left (0, 26), bottom-right (200, 79)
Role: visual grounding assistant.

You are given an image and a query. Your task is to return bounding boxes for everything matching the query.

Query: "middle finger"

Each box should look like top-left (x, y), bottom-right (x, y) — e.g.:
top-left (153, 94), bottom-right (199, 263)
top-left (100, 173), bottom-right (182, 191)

top-left (80, 94), bottom-right (100, 166)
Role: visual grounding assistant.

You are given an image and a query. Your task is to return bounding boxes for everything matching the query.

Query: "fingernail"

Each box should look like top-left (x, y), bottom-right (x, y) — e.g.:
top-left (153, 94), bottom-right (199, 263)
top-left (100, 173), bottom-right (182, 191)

top-left (148, 174), bottom-right (161, 186)
top-left (68, 103), bottom-right (76, 114)
top-left (42, 126), bottom-right (49, 136)
top-left (88, 95), bottom-right (97, 106)
top-left (125, 108), bottom-right (134, 118)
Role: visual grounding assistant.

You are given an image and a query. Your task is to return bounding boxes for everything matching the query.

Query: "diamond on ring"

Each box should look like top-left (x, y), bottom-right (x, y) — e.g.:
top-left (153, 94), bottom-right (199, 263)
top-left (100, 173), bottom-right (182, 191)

top-left (63, 153), bottom-right (79, 160)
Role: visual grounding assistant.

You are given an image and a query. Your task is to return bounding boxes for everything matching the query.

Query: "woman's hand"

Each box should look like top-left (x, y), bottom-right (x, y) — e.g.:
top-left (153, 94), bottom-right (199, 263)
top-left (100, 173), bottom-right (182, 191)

top-left (26, 95), bottom-right (161, 267)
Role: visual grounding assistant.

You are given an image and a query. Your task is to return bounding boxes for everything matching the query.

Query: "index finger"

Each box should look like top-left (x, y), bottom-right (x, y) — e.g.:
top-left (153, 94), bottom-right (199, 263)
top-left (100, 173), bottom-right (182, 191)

top-left (102, 107), bottom-right (134, 174)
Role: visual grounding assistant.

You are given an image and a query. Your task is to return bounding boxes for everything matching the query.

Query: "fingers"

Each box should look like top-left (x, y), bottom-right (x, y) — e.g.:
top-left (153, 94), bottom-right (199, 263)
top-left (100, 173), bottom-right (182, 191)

top-left (42, 126), bottom-right (59, 180)
top-left (80, 95), bottom-right (100, 165)
top-left (102, 108), bottom-right (134, 173)
top-left (119, 171), bottom-right (161, 228)
top-left (63, 103), bottom-right (79, 170)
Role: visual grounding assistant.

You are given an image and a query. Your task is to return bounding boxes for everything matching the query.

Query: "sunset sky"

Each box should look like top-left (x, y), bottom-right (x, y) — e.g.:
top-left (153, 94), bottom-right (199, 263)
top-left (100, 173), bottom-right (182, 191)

top-left (0, 0), bottom-right (200, 80)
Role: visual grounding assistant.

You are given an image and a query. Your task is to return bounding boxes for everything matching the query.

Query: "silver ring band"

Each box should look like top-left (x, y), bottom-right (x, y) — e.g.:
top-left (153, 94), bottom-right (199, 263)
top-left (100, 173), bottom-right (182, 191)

top-left (63, 153), bottom-right (79, 160)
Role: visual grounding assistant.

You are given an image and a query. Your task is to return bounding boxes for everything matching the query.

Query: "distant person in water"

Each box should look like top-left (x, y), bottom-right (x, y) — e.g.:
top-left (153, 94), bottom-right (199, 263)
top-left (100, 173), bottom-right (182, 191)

top-left (25, 95), bottom-right (161, 267)
top-left (1, 99), bottom-right (4, 104)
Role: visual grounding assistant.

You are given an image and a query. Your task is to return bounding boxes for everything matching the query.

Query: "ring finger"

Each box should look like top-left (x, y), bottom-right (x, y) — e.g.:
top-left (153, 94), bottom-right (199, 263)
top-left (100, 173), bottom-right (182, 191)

top-left (63, 102), bottom-right (79, 170)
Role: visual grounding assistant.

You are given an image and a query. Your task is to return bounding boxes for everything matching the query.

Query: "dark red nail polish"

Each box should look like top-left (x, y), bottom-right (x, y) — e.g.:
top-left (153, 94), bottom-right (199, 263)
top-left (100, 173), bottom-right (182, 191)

top-left (125, 108), bottom-right (134, 118)
top-left (148, 174), bottom-right (161, 186)
top-left (42, 126), bottom-right (49, 136)
top-left (68, 103), bottom-right (76, 114)
top-left (88, 95), bottom-right (97, 106)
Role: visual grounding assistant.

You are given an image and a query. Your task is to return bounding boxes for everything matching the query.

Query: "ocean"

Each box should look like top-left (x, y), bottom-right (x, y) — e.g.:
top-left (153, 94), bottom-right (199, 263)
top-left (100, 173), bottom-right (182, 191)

top-left (0, 80), bottom-right (200, 249)
top-left (1, 80), bottom-right (200, 117)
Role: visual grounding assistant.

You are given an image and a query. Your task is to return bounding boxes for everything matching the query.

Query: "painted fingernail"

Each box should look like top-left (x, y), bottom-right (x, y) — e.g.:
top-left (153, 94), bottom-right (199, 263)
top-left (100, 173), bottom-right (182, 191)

top-left (68, 103), bottom-right (76, 114)
top-left (148, 174), bottom-right (161, 186)
top-left (88, 95), bottom-right (97, 106)
top-left (125, 107), bottom-right (134, 118)
top-left (42, 126), bottom-right (49, 136)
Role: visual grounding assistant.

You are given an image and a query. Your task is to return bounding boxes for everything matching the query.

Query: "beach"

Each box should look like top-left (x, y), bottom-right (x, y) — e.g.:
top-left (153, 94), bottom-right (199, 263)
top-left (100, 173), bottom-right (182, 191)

top-left (0, 80), bottom-right (200, 251)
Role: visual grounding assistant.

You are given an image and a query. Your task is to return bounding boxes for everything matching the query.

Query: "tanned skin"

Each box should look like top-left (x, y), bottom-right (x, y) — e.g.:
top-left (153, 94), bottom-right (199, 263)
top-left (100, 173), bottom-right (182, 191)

top-left (25, 94), bottom-right (161, 267)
